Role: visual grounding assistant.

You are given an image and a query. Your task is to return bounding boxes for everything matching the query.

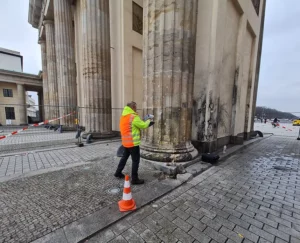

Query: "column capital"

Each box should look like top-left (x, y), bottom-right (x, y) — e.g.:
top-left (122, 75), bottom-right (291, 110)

top-left (43, 20), bottom-right (54, 26)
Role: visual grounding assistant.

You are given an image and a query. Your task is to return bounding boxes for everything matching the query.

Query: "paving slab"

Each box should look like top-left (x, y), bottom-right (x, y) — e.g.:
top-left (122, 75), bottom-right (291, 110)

top-left (88, 135), bottom-right (300, 243)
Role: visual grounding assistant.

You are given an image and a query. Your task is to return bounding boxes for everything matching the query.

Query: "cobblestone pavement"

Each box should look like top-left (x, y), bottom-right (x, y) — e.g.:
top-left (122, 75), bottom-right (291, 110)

top-left (89, 136), bottom-right (300, 243)
top-left (0, 126), bottom-right (77, 154)
top-left (0, 141), bottom-right (121, 180)
top-left (0, 147), bottom-right (159, 243)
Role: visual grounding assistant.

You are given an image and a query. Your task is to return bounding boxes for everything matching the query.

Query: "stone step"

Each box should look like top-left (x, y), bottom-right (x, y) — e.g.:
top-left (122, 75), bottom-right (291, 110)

top-left (185, 162), bottom-right (212, 177)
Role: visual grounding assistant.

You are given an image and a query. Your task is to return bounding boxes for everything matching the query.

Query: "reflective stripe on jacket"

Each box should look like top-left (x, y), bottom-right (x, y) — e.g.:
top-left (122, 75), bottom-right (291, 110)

top-left (120, 106), bottom-right (150, 148)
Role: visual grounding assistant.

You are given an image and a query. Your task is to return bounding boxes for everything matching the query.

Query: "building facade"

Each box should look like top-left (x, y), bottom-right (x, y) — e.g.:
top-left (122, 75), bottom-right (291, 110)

top-left (26, 93), bottom-right (37, 118)
top-left (0, 48), bottom-right (42, 125)
top-left (28, 0), bottom-right (266, 162)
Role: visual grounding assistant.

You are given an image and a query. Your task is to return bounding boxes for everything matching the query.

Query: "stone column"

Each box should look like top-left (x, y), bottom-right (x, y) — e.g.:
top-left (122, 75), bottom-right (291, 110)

top-left (251, 0), bottom-right (266, 131)
top-left (17, 84), bottom-right (27, 125)
top-left (44, 20), bottom-right (59, 122)
top-left (141, 0), bottom-right (198, 162)
top-left (53, 0), bottom-right (77, 126)
top-left (38, 39), bottom-right (50, 121)
top-left (78, 0), bottom-right (113, 138)
top-left (38, 92), bottom-right (44, 122)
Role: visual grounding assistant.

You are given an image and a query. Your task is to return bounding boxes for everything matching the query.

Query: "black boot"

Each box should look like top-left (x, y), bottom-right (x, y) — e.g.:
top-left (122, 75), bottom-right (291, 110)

top-left (131, 178), bottom-right (144, 185)
top-left (114, 172), bottom-right (125, 179)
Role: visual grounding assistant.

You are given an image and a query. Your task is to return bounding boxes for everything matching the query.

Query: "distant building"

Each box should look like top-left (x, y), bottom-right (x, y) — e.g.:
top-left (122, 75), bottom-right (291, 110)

top-left (26, 93), bottom-right (37, 118)
top-left (0, 48), bottom-right (42, 125)
top-left (0, 47), bottom-right (23, 72)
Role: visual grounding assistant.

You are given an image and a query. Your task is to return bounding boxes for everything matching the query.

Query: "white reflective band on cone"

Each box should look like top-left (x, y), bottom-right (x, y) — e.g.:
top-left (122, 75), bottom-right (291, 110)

top-left (124, 181), bottom-right (130, 188)
top-left (122, 193), bottom-right (132, 200)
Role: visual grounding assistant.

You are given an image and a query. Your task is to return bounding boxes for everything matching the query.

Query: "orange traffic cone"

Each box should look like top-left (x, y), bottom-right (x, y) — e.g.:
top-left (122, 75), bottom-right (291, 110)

top-left (118, 175), bottom-right (136, 212)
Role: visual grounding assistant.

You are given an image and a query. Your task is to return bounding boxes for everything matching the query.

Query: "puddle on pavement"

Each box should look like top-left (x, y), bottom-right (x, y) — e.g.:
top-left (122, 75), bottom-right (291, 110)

top-left (106, 188), bottom-right (121, 195)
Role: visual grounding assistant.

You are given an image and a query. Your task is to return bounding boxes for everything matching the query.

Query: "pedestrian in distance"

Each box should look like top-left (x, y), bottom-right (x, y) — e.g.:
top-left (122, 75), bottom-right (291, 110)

top-left (272, 117), bottom-right (278, 128)
top-left (114, 101), bottom-right (154, 185)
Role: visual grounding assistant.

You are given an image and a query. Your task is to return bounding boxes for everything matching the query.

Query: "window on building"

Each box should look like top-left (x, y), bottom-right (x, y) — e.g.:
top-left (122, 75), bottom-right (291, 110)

top-left (133, 1), bottom-right (143, 35)
top-left (251, 0), bottom-right (260, 15)
top-left (5, 107), bottom-right (15, 120)
top-left (3, 89), bottom-right (13, 97)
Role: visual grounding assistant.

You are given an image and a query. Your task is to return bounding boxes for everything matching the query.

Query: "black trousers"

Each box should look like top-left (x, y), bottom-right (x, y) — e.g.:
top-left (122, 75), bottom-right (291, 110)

top-left (116, 146), bottom-right (140, 180)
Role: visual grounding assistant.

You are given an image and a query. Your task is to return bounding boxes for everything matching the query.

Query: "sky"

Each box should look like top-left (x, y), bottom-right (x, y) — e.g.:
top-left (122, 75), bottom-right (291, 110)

top-left (0, 0), bottom-right (299, 113)
top-left (257, 0), bottom-right (300, 114)
top-left (0, 0), bottom-right (40, 103)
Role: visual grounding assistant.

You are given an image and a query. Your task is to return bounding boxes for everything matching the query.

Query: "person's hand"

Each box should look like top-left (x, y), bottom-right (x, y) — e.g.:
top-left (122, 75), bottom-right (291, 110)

top-left (149, 121), bottom-right (155, 127)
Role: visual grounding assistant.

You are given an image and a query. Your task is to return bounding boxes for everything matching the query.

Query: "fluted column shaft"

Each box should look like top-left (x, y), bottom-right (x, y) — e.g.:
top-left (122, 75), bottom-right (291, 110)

top-left (53, 0), bottom-right (77, 126)
top-left (44, 20), bottom-right (59, 121)
top-left (141, 0), bottom-right (198, 162)
top-left (78, 0), bottom-right (112, 137)
top-left (39, 40), bottom-right (50, 121)
top-left (38, 92), bottom-right (44, 121)
top-left (17, 84), bottom-right (27, 125)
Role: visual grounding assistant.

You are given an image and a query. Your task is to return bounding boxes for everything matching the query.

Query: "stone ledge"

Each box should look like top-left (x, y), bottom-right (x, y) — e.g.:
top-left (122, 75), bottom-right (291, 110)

top-left (141, 156), bottom-right (202, 175)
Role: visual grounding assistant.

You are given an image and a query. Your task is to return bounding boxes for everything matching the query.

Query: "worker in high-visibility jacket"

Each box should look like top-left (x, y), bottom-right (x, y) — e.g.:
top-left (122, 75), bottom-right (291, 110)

top-left (114, 101), bottom-right (154, 184)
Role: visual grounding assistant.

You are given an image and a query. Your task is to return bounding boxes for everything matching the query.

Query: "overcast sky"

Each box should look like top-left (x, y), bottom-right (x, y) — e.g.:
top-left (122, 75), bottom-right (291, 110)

top-left (257, 0), bottom-right (300, 114)
top-left (0, 0), bottom-right (299, 113)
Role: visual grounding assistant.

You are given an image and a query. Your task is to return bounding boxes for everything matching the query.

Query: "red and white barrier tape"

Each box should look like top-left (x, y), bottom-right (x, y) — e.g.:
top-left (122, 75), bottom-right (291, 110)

top-left (0, 112), bottom-right (75, 140)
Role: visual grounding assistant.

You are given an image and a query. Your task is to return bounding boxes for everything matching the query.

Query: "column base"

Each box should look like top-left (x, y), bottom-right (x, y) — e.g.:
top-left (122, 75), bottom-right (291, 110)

top-left (82, 132), bottom-right (116, 139)
top-left (230, 134), bottom-right (244, 145)
top-left (191, 140), bottom-right (218, 154)
top-left (140, 142), bottom-right (198, 162)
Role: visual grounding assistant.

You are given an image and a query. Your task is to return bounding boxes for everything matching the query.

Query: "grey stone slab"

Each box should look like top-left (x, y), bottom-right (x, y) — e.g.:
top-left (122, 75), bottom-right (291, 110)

top-left (249, 225), bottom-right (275, 242)
top-left (185, 162), bottom-right (212, 176)
top-left (156, 228), bottom-right (178, 243)
top-left (203, 226), bottom-right (227, 243)
top-left (122, 228), bottom-right (144, 243)
top-left (109, 235), bottom-right (128, 243)
top-left (64, 202), bottom-right (121, 238)
top-left (278, 224), bottom-right (300, 240)
top-left (132, 222), bottom-right (148, 235)
top-left (172, 228), bottom-right (194, 243)
top-left (172, 217), bottom-right (192, 232)
top-left (87, 229), bottom-right (115, 243)
top-left (241, 215), bottom-right (263, 229)
top-left (140, 229), bottom-right (160, 243)
top-left (186, 216), bottom-right (207, 231)
top-left (228, 215), bottom-right (250, 230)
top-left (31, 228), bottom-right (67, 243)
top-left (188, 227), bottom-right (211, 243)
top-left (219, 226), bottom-right (243, 243)
top-left (234, 226), bottom-right (259, 243)
top-left (141, 216), bottom-right (162, 233)
top-left (176, 173), bottom-right (193, 183)
top-left (110, 221), bottom-right (131, 236)
top-left (201, 216), bottom-right (222, 231)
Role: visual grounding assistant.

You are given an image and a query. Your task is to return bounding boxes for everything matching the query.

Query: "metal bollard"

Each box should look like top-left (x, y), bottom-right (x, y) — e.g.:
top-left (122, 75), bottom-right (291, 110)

top-left (86, 134), bottom-right (92, 144)
top-left (75, 129), bottom-right (81, 139)
top-left (297, 127), bottom-right (300, 140)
